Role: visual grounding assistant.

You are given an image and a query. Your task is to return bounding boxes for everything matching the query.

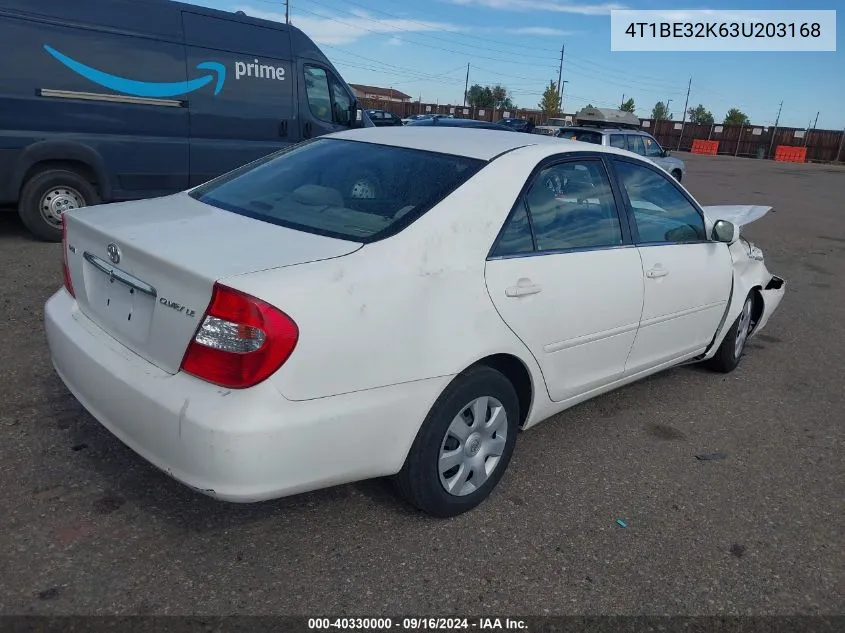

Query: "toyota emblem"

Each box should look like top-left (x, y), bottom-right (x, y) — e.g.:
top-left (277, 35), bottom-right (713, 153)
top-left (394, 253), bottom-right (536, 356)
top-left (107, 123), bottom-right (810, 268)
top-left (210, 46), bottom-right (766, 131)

top-left (106, 243), bottom-right (121, 265)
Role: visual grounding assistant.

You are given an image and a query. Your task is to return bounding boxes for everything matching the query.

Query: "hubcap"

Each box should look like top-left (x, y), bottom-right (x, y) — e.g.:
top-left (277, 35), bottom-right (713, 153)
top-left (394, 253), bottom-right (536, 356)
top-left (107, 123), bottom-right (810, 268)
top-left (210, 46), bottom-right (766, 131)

top-left (438, 396), bottom-right (508, 497)
top-left (40, 186), bottom-right (85, 228)
top-left (734, 297), bottom-right (753, 358)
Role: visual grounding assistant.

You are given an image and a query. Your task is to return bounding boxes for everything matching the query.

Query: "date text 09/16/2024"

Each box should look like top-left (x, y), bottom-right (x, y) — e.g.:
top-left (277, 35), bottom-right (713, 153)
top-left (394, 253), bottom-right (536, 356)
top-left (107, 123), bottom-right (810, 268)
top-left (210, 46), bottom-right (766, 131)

top-left (307, 618), bottom-right (528, 631)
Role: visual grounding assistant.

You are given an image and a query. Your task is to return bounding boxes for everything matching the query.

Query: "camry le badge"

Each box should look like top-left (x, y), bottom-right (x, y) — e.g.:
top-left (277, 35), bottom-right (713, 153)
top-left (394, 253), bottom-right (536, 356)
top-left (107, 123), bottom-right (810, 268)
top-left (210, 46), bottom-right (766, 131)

top-left (106, 243), bottom-right (121, 265)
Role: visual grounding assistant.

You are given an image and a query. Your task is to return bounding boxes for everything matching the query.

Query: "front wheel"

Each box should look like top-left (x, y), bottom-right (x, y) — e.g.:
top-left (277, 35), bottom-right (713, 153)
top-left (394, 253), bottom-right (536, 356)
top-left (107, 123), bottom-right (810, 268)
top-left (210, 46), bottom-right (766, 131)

top-left (394, 366), bottom-right (519, 517)
top-left (706, 293), bottom-right (755, 373)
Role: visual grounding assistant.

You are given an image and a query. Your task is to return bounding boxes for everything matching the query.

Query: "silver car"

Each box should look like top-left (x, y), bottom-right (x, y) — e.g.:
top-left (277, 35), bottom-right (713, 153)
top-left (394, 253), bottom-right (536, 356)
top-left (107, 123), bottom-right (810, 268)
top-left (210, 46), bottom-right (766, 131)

top-left (551, 127), bottom-right (686, 182)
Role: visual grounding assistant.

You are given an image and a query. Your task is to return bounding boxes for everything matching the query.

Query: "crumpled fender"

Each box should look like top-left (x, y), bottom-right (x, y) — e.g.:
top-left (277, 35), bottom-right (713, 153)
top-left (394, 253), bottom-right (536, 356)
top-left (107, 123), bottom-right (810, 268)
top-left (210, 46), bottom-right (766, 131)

top-left (699, 206), bottom-right (779, 359)
top-left (701, 205), bottom-right (773, 228)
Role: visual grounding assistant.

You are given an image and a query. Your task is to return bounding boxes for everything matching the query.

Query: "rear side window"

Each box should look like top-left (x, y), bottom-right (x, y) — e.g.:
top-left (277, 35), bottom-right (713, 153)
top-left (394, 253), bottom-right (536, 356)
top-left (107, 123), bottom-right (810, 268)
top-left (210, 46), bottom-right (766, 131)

top-left (609, 134), bottom-right (627, 149)
top-left (558, 130), bottom-right (602, 145)
top-left (626, 135), bottom-right (646, 155)
top-left (189, 139), bottom-right (485, 243)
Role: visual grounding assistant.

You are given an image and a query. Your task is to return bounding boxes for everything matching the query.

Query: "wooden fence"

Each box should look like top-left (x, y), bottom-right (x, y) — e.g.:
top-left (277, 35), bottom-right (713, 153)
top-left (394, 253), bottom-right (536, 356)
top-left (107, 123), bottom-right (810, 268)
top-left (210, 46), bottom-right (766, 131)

top-left (360, 98), bottom-right (845, 163)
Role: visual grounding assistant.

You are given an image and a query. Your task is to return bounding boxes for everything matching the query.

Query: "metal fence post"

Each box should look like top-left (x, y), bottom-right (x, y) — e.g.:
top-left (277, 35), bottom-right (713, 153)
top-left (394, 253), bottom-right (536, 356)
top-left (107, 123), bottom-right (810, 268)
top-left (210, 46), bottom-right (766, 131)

top-left (735, 123), bottom-right (744, 156)
top-left (707, 123), bottom-right (714, 140)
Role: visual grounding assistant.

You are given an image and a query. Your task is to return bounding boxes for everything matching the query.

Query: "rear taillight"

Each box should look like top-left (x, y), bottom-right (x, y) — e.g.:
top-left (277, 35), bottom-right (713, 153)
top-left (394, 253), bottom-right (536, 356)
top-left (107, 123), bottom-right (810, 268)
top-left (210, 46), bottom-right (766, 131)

top-left (61, 216), bottom-right (75, 297)
top-left (180, 283), bottom-right (299, 389)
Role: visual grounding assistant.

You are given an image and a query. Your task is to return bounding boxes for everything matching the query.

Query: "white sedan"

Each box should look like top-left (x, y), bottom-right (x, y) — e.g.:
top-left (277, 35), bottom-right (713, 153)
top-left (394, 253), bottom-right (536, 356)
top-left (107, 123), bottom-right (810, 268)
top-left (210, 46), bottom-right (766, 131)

top-left (45, 127), bottom-right (785, 517)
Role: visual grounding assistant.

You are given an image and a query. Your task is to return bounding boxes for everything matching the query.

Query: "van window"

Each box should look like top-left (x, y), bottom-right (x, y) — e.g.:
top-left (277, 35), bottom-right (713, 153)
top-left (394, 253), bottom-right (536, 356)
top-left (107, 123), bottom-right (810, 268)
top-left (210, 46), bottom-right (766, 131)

top-left (188, 138), bottom-right (485, 243)
top-left (304, 66), bottom-right (351, 125)
top-left (609, 134), bottom-right (627, 149)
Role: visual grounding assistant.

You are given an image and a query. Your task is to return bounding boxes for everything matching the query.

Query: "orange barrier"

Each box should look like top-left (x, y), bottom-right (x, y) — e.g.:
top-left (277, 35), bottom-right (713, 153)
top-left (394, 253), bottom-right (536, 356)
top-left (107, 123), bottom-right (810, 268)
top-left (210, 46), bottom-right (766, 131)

top-left (691, 139), bottom-right (719, 155)
top-left (774, 145), bottom-right (807, 163)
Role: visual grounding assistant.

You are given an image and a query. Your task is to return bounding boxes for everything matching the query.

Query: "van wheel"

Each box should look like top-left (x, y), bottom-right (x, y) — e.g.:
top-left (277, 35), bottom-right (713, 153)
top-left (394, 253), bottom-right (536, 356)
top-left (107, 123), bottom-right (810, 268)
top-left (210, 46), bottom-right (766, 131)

top-left (394, 366), bottom-right (519, 517)
top-left (18, 169), bottom-right (100, 242)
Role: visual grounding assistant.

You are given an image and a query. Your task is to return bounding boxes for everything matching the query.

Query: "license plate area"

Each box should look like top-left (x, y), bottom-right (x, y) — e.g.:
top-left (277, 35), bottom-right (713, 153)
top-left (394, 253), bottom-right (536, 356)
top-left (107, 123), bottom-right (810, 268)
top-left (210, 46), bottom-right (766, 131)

top-left (82, 253), bottom-right (156, 344)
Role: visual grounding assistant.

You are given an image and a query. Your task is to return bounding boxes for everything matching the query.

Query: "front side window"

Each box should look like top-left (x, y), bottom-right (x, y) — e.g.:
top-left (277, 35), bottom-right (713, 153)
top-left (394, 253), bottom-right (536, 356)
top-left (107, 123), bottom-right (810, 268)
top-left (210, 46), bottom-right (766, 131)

top-left (189, 139), bottom-right (484, 243)
top-left (614, 160), bottom-right (706, 243)
top-left (642, 135), bottom-right (663, 157)
top-left (305, 66), bottom-right (352, 125)
top-left (626, 135), bottom-right (646, 155)
top-left (494, 159), bottom-right (623, 255)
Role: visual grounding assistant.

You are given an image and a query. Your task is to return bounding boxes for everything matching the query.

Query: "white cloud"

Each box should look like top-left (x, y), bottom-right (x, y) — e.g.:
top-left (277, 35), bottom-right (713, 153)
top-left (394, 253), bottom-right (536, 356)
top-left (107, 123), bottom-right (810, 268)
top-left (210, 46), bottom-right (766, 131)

top-left (386, 36), bottom-right (404, 46)
top-left (233, 5), bottom-right (462, 45)
top-left (446, 0), bottom-right (626, 15)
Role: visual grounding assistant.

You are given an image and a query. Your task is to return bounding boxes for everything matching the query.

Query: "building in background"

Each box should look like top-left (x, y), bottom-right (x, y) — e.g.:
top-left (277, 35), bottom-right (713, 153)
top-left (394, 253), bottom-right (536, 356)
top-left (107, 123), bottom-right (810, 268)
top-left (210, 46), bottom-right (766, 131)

top-left (349, 84), bottom-right (411, 103)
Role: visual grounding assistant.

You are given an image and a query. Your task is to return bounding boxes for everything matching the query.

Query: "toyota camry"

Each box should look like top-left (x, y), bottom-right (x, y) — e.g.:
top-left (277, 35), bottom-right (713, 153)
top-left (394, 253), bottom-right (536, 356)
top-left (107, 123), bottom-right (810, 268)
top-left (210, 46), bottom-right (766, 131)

top-left (45, 127), bottom-right (785, 517)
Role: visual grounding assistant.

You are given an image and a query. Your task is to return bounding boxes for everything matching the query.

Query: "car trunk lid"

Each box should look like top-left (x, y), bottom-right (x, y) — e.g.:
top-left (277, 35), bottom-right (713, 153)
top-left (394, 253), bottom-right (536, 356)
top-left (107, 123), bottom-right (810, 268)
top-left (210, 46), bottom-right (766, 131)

top-left (63, 193), bottom-right (361, 374)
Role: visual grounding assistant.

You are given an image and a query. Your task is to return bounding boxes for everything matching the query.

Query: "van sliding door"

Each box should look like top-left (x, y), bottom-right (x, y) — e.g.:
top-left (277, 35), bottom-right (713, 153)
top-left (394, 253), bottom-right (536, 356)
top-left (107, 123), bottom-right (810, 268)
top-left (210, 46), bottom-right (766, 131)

top-left (181, 11), bottom-right (295, 186)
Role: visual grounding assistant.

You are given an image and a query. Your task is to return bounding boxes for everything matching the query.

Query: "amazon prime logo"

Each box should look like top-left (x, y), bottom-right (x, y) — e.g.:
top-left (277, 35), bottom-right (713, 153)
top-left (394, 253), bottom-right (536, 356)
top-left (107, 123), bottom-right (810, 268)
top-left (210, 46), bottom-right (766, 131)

top-left (106, 243), bottom-right (121, 265)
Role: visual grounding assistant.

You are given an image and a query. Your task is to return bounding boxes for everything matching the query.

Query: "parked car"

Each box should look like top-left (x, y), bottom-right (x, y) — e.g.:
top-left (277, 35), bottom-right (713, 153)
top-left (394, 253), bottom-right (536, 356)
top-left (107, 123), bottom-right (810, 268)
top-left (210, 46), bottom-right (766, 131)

top-left (497, 118), bottom-right (534, 133)
top-left (46, 127), bottom-right (785, 517)
top-left (556, 126), bottom-right (686, 181)
top-left (366, 109), bottom-right (403, 127)
top-left (401, 114), bottom-right (434, 125)
top-left (0, 0), bottom-right (370, 242)
top-left (547, 107), bottom-right (686, 181)
top-left (406, 116), bottom-right (517, 131)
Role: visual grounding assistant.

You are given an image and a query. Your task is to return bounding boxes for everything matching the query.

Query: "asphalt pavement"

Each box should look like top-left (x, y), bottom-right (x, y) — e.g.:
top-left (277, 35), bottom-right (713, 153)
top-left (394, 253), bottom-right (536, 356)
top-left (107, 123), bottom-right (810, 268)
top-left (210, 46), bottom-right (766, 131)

top-left (0, 153), bottom-right (843, 616)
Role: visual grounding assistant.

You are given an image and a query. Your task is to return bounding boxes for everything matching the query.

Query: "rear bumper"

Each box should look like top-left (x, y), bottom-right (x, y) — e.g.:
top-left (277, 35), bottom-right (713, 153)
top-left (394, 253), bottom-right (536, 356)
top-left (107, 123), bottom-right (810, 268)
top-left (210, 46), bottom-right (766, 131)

top-left (44, 289), bottom-right (446, 502)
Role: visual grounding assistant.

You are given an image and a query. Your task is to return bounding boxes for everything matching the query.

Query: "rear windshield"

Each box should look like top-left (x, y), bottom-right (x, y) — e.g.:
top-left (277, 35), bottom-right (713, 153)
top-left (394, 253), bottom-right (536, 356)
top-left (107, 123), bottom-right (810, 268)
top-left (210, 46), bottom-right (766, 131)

top-left (558, 130), bottom-right (603, 145)
top-left (189, 138), bottom-right (485, 243)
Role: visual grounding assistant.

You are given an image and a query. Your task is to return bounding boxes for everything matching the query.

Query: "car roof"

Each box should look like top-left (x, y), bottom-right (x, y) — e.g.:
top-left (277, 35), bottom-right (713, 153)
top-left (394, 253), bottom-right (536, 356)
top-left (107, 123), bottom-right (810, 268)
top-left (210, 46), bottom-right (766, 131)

top-left (326, 126), bottom-right (636, 161)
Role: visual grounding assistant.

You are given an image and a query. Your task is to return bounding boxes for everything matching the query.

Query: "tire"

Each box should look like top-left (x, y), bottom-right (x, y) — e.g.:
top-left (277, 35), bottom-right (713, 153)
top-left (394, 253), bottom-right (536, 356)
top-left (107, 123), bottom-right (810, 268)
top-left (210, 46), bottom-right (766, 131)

top-left (394, 366), bottom-right (520, 517)
top-left (671, 169), bottom-right (683, 182)
top-left (18, 169), bottom-right (100, 242)
top-left (706, 293), bottom-right (755, 373)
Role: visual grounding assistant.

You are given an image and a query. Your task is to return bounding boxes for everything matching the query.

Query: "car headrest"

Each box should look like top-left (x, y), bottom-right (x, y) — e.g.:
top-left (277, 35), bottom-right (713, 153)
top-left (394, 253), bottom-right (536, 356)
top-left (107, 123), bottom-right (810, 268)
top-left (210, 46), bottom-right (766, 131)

top-left (291, 184), bottom-right (344, 208)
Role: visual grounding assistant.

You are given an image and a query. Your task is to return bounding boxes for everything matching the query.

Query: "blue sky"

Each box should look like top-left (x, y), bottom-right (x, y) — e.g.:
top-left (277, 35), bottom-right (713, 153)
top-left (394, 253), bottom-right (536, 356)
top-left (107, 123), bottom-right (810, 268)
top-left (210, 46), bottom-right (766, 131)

top-left (187, 0), bottom-right (843, 129)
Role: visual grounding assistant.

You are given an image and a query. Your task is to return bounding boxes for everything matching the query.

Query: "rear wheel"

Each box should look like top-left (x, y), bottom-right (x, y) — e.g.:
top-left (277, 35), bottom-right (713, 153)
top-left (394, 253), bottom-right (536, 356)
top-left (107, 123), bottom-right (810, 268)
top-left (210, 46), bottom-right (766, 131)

top-left (706, 293), bottom-right (755, 373)
top-left (394, 366), bottom-right (519, 517)
top-left (18, 169), bottom-right (100, 242)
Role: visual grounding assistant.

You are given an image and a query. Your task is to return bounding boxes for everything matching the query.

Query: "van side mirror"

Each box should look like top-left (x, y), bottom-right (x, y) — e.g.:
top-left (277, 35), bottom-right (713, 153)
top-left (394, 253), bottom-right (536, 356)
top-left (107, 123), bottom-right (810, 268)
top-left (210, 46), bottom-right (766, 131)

top-left (712, 219), bottom-right (739, 243)
top-left (662, 149), bottom-right (671, 157)
top-left (348, 104), bottom-right (363, 128)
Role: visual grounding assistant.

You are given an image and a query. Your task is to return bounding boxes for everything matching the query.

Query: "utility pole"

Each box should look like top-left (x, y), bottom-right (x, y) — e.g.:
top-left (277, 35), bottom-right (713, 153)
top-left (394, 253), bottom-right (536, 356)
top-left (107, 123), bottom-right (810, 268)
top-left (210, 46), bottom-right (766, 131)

top-left (285, 0), bottom-right (289, 24)
top-left (557, 44), bottom-right (565, 113)
top-left (677, 77), bottom-right (692, 149)
top-left (767, 100), bottom-right (783, 159)
top-left (621, 94), bottom-right (625, 109)
top-left (665, 98), bottom-right (673, 120)
top-left (463, 63), bottom-right (469, 108)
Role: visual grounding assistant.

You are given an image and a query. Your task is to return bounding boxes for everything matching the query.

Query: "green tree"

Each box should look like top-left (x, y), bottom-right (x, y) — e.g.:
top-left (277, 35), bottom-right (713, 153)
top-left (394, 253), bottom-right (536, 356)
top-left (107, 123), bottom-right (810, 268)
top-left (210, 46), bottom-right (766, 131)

top-left (490, 84), bottom-right (514, 110)
top-left (465, 84), bottom-right (494, 108)
top-left (651, 101), bottom-right (673, 120)
top-left (687, 104), bottom-right (714, 125)
top-left (539, 80), bottom-right (562, 118)
top-left (724, 108), bottom-right (750, 126)
top-left (620, 97), bottom-right (635, 113)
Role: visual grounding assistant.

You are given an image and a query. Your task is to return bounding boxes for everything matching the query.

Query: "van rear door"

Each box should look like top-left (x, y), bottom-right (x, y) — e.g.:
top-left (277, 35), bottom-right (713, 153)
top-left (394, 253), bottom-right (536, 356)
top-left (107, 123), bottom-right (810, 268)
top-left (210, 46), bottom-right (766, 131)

top-left (181, 11), bottom-right (295, 186)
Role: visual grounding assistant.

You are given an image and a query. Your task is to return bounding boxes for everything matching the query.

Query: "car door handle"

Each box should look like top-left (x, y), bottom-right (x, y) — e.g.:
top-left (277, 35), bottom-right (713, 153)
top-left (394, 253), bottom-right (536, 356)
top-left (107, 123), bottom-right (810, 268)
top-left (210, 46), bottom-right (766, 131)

top-left (646, 267), bottom-right (669, 278)
top-left (505, 282), bottom-right (542, 297)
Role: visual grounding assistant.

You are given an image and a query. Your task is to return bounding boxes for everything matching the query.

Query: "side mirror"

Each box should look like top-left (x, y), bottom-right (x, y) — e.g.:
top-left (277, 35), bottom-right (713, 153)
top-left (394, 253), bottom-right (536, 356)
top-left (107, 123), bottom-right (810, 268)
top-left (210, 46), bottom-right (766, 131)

top-left (662, 149), bottom-right (671, 157)
top-left (712, 219), bottom-right (739, 243)
top-left (348, 104), bottom-right (364, 128)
